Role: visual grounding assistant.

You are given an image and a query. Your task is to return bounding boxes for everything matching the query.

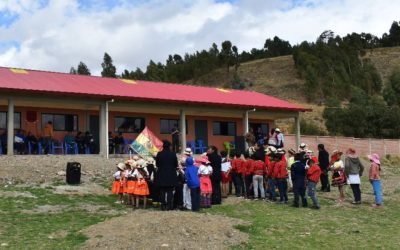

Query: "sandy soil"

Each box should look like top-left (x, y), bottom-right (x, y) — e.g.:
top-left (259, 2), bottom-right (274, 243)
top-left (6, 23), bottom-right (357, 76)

top-left (81, 210), bottom-right (249, 250)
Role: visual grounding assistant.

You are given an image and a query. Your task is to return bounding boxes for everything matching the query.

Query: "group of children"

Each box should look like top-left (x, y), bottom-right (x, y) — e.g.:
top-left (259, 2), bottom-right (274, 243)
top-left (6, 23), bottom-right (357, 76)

top-left (112, 143), bottom-right (383, 210)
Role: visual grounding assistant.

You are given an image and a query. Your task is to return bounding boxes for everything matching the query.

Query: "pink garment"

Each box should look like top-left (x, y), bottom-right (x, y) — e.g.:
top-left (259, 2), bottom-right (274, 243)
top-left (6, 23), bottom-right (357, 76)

top-left (369, 162), bottom-right (380, 180)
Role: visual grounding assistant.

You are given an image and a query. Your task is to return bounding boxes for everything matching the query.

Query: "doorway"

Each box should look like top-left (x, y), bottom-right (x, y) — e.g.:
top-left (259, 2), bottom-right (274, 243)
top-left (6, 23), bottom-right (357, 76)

top-left (89, 115), bottom-right (99, 153)
top-left (194, 120), bottom-right (208, 146)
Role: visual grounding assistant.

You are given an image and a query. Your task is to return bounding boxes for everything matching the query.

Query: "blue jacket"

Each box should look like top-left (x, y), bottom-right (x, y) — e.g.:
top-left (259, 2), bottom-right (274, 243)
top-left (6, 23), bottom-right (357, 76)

top-left (185, 157), bottom-right (200, 188)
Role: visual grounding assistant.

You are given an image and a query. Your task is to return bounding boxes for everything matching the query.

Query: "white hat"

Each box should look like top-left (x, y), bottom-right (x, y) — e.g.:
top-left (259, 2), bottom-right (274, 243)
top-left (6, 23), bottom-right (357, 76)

top-left (275, 128), bottom-right (281, 133)
top-left (184, 148), bottom-right (193, 155)
top-left (133, 155), bottom-right (140, 160)
top-left (300, 143), bottom-right (307, 149)
top-left (117, 163), bottom-right (125, 170)
top-left (137, 159), bottom-right (147, 168)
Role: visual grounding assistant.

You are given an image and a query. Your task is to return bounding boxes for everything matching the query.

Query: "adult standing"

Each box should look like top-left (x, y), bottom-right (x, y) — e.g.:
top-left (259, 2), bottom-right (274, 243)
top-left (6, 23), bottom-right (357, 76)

top-left (155, 140), bottom-right (178, 211)
top-left (344, 148), bottom-right (364, 204)
top-left (318, 144), bottom-right (330, 192)
top-left (42, 121), bottom-right (53, 154)
top-left (267, 128), bottom-right (277, 146)
top-left (207, 145), bottom-right (222, 205)
top-left (171, 126), bottom-right (180, 153)
top-left (275, 128), bottom-right (284, 148)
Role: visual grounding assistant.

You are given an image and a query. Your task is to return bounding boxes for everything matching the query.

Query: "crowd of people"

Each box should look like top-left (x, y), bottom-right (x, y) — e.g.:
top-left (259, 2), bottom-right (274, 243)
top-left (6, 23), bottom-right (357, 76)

top-left (112, 135), bottom-right (383, 211)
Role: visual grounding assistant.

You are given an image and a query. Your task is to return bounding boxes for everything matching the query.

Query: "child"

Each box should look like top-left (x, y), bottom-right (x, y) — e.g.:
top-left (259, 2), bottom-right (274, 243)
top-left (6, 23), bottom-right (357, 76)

top-left (197, 155), bottom-right (213, 208)
top-left (231, 153), bottom-right (244, 197)
top-left (251, 155), bottom-right (266, 200)
top-left (307, 157), bottom-right (321, 209)
top-left (125, 161), bottom-right (136, 206)
top-left (182, 148), bottom-right (193, 210)
top-left (291, 153), bottom-right (308, 208)
top-left (185, 156), bottom-right (201, 211)
top-left (112, 163), bottom-right (125, 204)
top-left (368, 153), bottom-right (382, 208)
top-left (220, 151), bottom-right (231, 198)
top-left (132, 159), bottom-right (150, 209)
top-left (275, 150), bottom-right (289, 203)
top-left (266, 148), bottom-right (277, 202)
top-left (330, 150), bottom-right (346, 202)
top-left (287, 149), bottom-right (296, 191)
top-left (243, 153), bottom-right (254, 199)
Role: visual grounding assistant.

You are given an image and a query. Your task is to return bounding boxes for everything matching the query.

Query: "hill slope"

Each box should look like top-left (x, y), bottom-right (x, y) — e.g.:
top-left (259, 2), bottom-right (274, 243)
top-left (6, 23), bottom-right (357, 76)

top-left (188, 46), bottom-right (400, 134)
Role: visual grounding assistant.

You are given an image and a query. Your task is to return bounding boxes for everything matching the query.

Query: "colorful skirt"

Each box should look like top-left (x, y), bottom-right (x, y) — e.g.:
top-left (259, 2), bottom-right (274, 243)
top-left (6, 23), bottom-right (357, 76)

top-left (133, 179), bottom-right (149, 196)
top-left (200, 176), bottom-right (212, 194)
top-left (126, 180), bottom-right (137, 194)
top-left (112, 180), bottom-right (124, 194)
top-left (332, 170), bottom-right (347, 187)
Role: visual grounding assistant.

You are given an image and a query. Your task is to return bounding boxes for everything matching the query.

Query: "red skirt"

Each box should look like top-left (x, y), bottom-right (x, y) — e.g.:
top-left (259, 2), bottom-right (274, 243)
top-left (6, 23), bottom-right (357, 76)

top-left (133, 179), bottom-right (149, 196)
top-left (112, 181), bottom-right (124, 194)
top-left (221, 172), bottom-right (231, 183)
top-left (126, 180), bottom-right (137, 194)
top-left (200, 176), bottom-right (212, 194)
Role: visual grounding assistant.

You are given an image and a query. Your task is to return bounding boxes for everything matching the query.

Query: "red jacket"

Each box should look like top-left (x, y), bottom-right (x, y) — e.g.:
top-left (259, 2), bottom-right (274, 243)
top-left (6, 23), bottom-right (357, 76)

top-left (275, 161), bottom-right (288, 179)
top-left (230, 158), bottom-right (242, 174)
top-left (252, 160), bottom-right (266, 176)
top-left (243, 159), bottom-right (254, 176)
top-left (307, 164), bottom-right (321, 183)
top-left (267, 161), bottom-right (276, 178)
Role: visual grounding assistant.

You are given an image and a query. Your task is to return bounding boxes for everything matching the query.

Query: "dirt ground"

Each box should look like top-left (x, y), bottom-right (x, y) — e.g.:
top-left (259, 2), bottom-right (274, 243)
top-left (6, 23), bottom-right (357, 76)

top-left (81, 210), bottom-right (249, 250)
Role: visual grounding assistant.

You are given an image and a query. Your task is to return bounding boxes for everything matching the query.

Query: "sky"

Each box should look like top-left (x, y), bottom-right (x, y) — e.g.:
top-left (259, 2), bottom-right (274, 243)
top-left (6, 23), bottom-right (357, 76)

top-left (0, 0), bottom-right (399, 76)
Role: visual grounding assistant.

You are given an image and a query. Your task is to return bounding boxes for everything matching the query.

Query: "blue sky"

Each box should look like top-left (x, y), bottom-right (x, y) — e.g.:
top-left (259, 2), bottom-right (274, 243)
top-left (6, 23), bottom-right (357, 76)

top-left (0, 0), bottom-right (398, 75)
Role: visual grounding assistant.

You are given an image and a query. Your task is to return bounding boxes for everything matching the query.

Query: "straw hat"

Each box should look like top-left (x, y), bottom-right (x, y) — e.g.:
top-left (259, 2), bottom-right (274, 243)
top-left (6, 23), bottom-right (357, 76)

top-left (133, 155), bottom-right (140, 161)
top-left (137, 159), bottom-right (147, 168)
top-left (277, 148), bottom-right (286, 155)
top-left (368, 153), bottom-right (380, 165)
top-left (117, 163), bottom-right (125, 170)
top-left (184, 148), bottom-right (193, 156)
top-left (275, 128), bottom-right (281, 133)
top-left (332, 149), bottom-right (343, 156)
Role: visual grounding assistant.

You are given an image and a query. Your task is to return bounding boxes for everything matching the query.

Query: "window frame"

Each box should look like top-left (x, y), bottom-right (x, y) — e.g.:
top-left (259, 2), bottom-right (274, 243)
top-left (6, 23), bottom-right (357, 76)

top-left (114, 116), bottom-right (145, 133)
top-left (160, 118), bottom-right (188, 134)
top-left (41, 113), bottom-right (79, 132)
top-left (212, 121), bottom-right (236, 136)
top-left (0, 112), bottom-right (22, 130)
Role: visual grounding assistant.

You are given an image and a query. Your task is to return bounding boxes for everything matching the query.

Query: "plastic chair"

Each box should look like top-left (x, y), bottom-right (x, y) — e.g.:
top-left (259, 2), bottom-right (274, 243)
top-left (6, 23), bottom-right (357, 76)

top-left (65, 141), bottom-right (78, 155)
top-left (196, 140), bottom-right (208, 154)
top-left (124, 139), bottom-right (133, 154)
top-left (187, 141), bottom-right (196, 154)
top-left (51, 141), bottom-right (64, 154)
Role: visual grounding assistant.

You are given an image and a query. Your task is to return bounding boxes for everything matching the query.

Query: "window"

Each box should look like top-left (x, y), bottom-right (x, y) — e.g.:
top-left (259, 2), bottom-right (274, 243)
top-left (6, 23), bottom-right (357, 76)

top-left (213, 121), bottom-right (236, 136)
top-left (250, 123), bottom-right (269, 135)
top-left (0, 112), bottom-right (21, 129)
top-left (115, 117), bottom-right (145, 133)
top-left (160, 119), bottom-right (188, 134)
top-left (42, 113), bottom-right (78, 131)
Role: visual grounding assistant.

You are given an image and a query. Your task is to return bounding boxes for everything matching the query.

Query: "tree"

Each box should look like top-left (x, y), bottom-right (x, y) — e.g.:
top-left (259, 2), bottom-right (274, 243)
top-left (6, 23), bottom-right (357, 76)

top-left (264, 36), bottom-right (292, 57)
top-left (221, 40), bottom-right (233, 74)
top-left (77, 61), bottom-right (91, 75)
top-left (69, 67), bottom-right (77, 74)
top-left (232, 45), bottom-right (240, 73)
top-left (101, 52), bottom-right (117, 78)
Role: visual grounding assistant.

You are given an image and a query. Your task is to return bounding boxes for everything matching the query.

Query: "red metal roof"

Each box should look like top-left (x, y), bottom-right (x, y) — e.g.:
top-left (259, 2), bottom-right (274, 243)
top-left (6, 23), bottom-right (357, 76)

top-left (0, 67), bottom-right (308, 112)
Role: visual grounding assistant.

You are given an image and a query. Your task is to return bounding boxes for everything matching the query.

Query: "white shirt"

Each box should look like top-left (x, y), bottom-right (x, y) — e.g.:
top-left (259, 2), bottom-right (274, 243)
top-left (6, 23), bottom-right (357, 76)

top-left (198, 165), bottom-right (213, 175)
top-left (113, 171), bottom-right (122, 180)
top-left (132, 167), bottom-right (149, 179)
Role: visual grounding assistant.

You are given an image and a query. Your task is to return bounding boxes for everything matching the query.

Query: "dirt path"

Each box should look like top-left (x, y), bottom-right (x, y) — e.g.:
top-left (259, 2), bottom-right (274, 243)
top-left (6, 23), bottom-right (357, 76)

top-left (81, 210), bottom-right (249, 250)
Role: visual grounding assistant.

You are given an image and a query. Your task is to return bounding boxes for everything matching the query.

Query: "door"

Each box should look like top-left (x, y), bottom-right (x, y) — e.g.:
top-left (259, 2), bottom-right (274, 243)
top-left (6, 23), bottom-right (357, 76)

top-left (89, 115), bottom-right (99, 152)
top-left (194, 120), bottom-right (208, 146)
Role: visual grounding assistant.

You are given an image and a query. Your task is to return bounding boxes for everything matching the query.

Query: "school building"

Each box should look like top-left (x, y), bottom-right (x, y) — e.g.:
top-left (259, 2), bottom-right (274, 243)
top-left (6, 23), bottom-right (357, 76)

top-left (0, 67), bottom-right (308, 157)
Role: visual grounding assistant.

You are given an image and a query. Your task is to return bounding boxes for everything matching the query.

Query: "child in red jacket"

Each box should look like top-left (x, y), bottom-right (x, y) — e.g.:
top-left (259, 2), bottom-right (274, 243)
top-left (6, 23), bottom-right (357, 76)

top-left (231, 153), bottom-right (244, 197)
top-left (243, 153), bottom-right (254, 199)
top-left (307, 158), bottom-right (322, 209)
top-left (275, 152), bottom-right (289, 203)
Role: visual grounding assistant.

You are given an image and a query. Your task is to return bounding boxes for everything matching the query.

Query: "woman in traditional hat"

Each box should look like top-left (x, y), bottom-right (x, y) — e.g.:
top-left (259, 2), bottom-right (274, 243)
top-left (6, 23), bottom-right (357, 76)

top-left (197, 155), bottom-right (213, 208)
top-left (368, 153), bottom-right (382, 208)
top-left (344, 148), bottom-right (364, 204)
top-left (330, 150), bottom-right (346, 202)
top-left (132, 158), bottom-right (150, 209)
top-left (112, 163), bottom-right (126, 204)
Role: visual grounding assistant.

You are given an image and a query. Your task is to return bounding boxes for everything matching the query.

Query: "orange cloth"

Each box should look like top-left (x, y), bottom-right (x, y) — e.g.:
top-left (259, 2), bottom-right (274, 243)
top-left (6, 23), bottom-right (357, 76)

top-left (112, 181), bottom-right (124, 194)
top-left (42, 123), bottom-right (54, 137)
top-left (133, 179), bottom-right (149, 196)
top-left (126, 180), bottom-right (137, 194)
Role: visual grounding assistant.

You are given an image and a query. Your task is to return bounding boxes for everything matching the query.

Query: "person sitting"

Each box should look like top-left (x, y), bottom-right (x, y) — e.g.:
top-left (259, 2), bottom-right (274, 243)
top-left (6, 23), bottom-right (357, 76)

top-left (84, 131), bottom-right (96, 154)
top-left (14, 129), bottom-right (26, 154)
top-left (114, 132), bottom-right (124, 154)
top-left (26, 132), bottom-right (39, 154)
top-left (64, 131), bottom-right (76, 153)
top-left (75, 131), bottom-right (85, 154)
top-left (108, 131), bottom-right (115, 154)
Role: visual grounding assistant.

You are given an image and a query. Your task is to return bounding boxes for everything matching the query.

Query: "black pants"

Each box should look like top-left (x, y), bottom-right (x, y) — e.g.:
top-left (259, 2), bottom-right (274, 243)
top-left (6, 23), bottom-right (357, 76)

top-left (232, 173), bottom-right (242, 197)
top-left (293, 182), bottom-right (308, 207)
top-left (244, 175), bottom-right (253, 198)
top-left (172, 139), bottom-right (179, 153)
top-left (190, 187), bottom-right (201, 211)
top-left (350, 184), bottom-right (362, 202)
top-left (173, 184), bottom-right (183, 209)
top-left (159, 187), bottom-right (174, 210)
top-left (320, 171), bottom-right (330, 191)
top-left (211, 179), bottom-right (221, 205)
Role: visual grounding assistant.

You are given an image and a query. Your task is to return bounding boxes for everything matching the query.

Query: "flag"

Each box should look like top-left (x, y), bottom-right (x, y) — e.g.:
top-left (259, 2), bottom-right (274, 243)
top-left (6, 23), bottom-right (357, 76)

top-left (130, 127), bottom-right (163, 158)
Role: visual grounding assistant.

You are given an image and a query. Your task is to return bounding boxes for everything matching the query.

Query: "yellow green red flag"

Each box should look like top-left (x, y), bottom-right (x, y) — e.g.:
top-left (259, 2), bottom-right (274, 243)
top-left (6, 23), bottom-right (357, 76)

top-left (130, 127), bottom-right (163, 158)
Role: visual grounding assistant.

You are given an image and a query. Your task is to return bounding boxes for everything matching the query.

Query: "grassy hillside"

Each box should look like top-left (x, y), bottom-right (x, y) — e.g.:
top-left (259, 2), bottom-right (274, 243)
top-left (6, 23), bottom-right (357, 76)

top-left (188, 46), bottom-right (400, 134)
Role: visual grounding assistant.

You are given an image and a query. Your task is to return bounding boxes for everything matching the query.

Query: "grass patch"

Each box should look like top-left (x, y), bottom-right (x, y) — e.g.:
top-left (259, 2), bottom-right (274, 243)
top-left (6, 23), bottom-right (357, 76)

top-left (0, 185), bottom-right (122, 249)
top-left (209, 193), bottom-right (400, 249)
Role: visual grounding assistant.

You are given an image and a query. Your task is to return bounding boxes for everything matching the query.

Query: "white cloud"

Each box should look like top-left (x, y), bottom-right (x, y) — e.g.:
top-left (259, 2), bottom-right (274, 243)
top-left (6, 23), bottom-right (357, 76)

top-left (0, 0), bottom-right (399, 76)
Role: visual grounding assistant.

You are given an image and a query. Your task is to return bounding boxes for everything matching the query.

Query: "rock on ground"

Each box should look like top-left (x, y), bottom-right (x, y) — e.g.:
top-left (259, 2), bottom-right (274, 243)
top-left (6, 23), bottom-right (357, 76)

top-left (81, 210), bottom-right (249, 250)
